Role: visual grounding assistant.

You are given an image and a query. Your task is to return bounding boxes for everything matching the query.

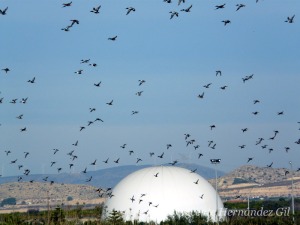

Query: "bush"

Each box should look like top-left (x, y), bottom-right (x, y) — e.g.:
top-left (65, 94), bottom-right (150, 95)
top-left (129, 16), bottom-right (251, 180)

top-left (0, 197), bottom-right (16, 207)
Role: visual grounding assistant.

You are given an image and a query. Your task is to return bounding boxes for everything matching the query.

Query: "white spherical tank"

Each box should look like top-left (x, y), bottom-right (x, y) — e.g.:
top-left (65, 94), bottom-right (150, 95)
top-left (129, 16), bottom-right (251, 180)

top-left (103, 166), bottom-right (224, 223)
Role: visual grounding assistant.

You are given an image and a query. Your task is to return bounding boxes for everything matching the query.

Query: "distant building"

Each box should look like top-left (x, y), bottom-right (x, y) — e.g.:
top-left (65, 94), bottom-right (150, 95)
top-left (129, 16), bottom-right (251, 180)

top-left (103, 166), bottom-right (224, 223)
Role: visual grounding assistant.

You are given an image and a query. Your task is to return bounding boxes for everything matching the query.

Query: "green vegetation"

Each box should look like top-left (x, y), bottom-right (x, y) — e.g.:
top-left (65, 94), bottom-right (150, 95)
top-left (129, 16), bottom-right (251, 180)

top-left (0, 199), bottom-right (299, 225)
top-left (232, 178), bottom-right (249, 185)
top-left (0, 198), bottom-right (16, 207)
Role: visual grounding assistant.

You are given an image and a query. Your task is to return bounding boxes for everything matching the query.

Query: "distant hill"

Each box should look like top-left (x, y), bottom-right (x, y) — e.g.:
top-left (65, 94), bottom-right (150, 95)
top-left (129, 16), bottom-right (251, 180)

top-left (208, 165), bottom-right (300, 199)
top-left (1, 165), bottom-right (300, 205)
top-left (0, 163), bottom-right (225, 188)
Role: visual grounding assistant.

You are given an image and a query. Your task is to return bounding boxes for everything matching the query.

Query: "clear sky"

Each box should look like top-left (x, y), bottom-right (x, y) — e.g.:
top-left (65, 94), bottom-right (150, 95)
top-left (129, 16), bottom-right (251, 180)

top-left (1, 0), bottom-right (299, 178)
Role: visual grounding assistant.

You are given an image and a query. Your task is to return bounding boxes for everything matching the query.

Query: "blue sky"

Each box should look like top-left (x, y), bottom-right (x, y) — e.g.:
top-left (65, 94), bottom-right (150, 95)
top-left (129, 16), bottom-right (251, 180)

top-left (1, 0), bottom-right (300, 178)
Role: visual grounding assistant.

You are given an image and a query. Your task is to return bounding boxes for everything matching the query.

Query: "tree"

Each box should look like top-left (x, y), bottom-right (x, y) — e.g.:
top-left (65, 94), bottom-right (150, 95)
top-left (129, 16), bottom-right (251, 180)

top-left (107, 209), bottom-right (124, 225)
top-left (51, 206), bottom-right (65, 224)
top-left (0, 197), bottom-right (16, 206)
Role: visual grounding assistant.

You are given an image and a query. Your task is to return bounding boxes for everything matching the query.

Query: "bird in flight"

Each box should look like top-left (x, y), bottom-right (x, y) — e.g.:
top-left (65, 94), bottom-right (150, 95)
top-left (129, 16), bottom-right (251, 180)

top-left (90, 5), bottom-right (101, 14)
top-left (194, 179), bottom-right (199, 184)
top-left (154, 172), bottom-right (159, 177)
top-left (62, 2), bottom-right (72, 7)
top-left (24, 152), bottom-right (30, 158)
top-left (130, 195), bottom-right (135, 202)
top-left (5, 150), bottom-right (11, 156)
top-left (236, 4), bottom-right (245, 11)
top-left (135, 91), bottom-right (143, 96)
top-left (138, 80), bottom-right (146, 86)
top-left (0, 7), bottom-right (8, 15)
top-left (181, 5), bottom-right (192, 13)
top-left (106, 100), bottom-right (113, 106)
top-left (239, 145), bottom-right (246, 149)
top-left (70, 19), bottom-right (79, 27)
top-left (2, 68), bottom-right (10, 73)
top-left (27, 77), bottom-right (36, 84)
top-left (267, 162), bottom-right (273, 168)
top-left (169, 11), bottom-right (179, 19)
top-left (16, 114), bottom-right (23, 120)
top-left (216, 70), bottom-right (222, 76)
top-left (198, 92), bottom-right (204, 99)
top-left (20, 127), bottom-right (27, 132)
top-left (94, 81), bottom-right (101, 87)
top-left (277, 111), bottom-right (284, 115)
top-left (247, 157), bottom-right (253, 163)
top-left (285, 15), bottom-right (295, 23)
top-left (215, 4), bottom-right (226, 10)
top-left (222, 20), bottom-right (231, 26)
top-left (178, 0), bottom-right (185, 5)
top-left (74, 69), bottom-right (83, 75)
top-left (203, 83), bottom-right (212, 88)
top-left (108, 36), bottom-right (118, 41)
top-left (157, 152), bottom-right (164, 158)
top-left (126, 7), bottom-right (135, 15)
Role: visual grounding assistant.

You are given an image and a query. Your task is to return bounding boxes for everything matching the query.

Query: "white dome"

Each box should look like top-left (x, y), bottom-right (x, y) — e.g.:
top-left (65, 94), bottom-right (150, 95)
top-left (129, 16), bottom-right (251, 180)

top-left (103, 166), bottom-right (224, 223)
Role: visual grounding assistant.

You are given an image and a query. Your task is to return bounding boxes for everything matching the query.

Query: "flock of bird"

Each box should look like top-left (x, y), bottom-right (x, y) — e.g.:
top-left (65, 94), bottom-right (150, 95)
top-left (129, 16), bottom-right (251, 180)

top-left (0, 0), bottom-right (299, 201)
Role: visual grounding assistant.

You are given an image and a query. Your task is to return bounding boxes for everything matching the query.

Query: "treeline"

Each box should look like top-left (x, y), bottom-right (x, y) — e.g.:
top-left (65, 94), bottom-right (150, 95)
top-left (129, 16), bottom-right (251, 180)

top-left (0, 198), bottom-right (299, 225)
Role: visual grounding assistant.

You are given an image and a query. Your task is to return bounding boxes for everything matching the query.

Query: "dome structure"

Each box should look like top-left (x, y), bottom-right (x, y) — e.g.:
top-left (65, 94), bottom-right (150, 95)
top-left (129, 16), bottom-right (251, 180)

top-left (103, 166), bottom-right (224, 223)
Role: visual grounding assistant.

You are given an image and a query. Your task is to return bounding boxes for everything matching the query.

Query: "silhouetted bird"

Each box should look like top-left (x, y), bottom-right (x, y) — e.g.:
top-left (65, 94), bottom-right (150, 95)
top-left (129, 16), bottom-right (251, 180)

top-left (247, 157), bottom-right (253, 163)
top-left (215, 4), bottom-right (226, 9)
top-left (157, 152), bottom-right (164, 158)
top-left (90, 5), bottom-right (101, 14)
top-left (0, 7), bottom-right (8, 15)
top-left (16, 114), bottom-right (23, 119)
top-left (86, 176), bottom-right (92, 182)
top-left (4, 150), bottom-right (11, 156)
top-left (94, 81), bottom-right (101, 87)
top-left (216, 70), bottom-right (222, 76)
top-left (222, 20), bottom-right (231, 26)
top-left (108, 36), bottom-right (118, 41)
top-left (203, 83), bottom-right (212, 88)
top-left (130, 195), bottom-right (135, 202)
top-left (72, 140), bottom-right (78, 146)
top-left (277, 111), bottom-right (284, 115)
top-left (126, 7), bottom-right (135, 15)
top-left (70, 19), bottom-right (79, 26)
top-left (62, 2), bottom-right (72, 7)
top-left (236, 4), bottom-right (245, 11)
top-left (169, 11), bottom-right (179, 19)
top-left (285, 15), bottom-right (295, 23)
top-left (106, 100), bottom-right (113, 105)
top-left (74, 69), bottom-right (83, 74)
top-left (138, 80), bottom-right (146, 86)
top-left (198, 92), bottom-right (204, 99)
top-left (24, 152), bottom-right (29, 158)
top-left (241, 128), bottom-right (248, 132)
top-left (27, 77), bottom-right (35, 83)
top-left (181, 5), bottom-right (192, 12)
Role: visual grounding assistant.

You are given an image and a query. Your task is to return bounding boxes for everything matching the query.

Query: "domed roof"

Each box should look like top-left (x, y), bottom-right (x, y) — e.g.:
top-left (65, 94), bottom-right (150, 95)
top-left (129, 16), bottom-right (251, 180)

top-left (103, 166), bottom-right (224, 223)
